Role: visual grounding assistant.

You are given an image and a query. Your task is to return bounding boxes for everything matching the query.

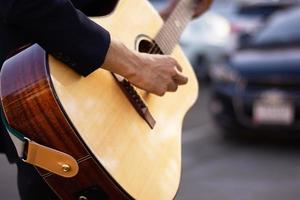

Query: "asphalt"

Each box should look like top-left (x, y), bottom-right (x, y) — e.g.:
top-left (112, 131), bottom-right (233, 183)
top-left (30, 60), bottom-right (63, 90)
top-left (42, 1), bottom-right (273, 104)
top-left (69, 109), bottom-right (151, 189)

top-left (177, 85), bottom-right (300, 200)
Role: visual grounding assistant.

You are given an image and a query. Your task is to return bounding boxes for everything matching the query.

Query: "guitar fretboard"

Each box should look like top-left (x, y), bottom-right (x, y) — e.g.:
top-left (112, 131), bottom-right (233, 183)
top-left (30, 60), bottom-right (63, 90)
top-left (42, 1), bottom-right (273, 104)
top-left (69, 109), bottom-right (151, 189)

top-left (154, 0), bottom-right (195, 54)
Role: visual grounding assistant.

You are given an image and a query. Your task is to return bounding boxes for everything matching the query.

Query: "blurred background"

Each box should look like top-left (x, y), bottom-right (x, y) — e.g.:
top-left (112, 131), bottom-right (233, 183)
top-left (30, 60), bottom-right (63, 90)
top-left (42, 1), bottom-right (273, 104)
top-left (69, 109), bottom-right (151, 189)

top-left (2, 0), bottom-right (300, 199)
top-left (151, 0), bottom-right (300, 199)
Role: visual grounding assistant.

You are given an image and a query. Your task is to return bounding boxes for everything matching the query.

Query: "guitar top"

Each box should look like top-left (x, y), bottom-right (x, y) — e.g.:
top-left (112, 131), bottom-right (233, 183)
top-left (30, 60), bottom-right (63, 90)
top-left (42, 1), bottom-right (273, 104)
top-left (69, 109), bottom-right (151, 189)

top-left (0, 0), bottom-right (211, 199)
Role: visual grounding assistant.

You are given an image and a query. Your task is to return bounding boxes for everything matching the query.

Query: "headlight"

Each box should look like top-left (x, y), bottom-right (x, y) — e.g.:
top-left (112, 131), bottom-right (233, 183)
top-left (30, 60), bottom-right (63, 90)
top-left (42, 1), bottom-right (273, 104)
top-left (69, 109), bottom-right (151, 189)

top-left (210, 65), bottom-right (239, 83)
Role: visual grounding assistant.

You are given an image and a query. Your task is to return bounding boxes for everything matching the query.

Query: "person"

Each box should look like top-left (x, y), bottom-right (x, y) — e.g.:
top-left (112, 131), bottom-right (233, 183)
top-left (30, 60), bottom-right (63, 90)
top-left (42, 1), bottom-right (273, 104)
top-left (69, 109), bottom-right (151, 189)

top-left (0, 0), bottom-right (211, 199)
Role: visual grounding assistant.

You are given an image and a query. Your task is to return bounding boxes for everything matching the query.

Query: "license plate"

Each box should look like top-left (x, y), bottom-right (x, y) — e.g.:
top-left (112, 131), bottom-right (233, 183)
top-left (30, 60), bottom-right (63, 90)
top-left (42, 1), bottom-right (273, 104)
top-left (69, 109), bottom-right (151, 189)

top-left (253, 101), bottom-right (294, 125)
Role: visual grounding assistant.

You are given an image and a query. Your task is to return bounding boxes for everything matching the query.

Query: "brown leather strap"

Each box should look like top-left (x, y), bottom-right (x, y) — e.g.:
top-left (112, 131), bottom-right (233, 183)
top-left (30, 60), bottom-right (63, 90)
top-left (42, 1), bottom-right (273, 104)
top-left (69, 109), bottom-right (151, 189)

top-left (24, 141), bottom-right (79, 178)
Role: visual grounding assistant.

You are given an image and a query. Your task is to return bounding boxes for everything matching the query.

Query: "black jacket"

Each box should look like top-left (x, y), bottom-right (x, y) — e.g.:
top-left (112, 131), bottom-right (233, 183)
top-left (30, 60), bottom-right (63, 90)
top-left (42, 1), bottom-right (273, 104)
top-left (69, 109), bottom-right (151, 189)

top-left (0, 0), bottom-right (118, 76)
top-left (0, 2), bottom-right (118, 198)
top-left (0, 0), bottom-right (118, 158)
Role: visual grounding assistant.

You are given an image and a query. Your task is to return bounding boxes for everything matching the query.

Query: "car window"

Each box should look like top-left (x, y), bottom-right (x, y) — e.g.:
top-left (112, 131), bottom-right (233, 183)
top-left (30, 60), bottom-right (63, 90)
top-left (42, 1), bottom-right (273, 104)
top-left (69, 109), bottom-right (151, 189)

top-left (252, 7), bottom-right (300, 46)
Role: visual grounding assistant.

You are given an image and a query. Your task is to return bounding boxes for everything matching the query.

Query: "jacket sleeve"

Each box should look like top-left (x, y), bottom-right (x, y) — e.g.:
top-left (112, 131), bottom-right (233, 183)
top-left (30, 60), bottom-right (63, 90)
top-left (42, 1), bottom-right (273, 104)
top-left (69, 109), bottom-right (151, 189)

top-left (71, 0), bottom-right (119, 16)
top-left (5, 0), bottom-right (111, 76)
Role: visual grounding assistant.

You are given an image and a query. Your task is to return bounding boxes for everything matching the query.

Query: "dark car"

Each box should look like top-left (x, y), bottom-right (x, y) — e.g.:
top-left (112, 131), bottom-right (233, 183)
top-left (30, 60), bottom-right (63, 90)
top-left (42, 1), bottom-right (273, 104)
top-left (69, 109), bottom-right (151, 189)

top-left (230, 1), bottom-right (297, 48)
top-left (210, 7), bottom-right (300, 132)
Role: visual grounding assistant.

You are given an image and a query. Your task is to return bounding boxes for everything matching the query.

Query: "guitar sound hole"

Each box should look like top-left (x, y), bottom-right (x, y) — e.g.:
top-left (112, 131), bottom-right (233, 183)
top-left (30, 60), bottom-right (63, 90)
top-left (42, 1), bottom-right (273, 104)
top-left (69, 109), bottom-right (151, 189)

top-left (138, 39), bottom-right (163, 55)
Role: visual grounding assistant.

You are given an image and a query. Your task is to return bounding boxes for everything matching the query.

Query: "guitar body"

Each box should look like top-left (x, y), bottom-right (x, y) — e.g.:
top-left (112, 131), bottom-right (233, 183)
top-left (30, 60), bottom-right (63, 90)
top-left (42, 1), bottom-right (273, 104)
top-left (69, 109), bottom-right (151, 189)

top-left (0, 0), bottom-right (198, 199)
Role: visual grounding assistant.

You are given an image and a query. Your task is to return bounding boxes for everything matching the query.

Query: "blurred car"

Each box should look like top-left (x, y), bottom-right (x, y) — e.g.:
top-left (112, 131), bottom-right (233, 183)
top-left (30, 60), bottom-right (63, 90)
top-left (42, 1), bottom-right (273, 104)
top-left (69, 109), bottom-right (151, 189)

top-left (180, 11), bottom-right (233, 81)
top-left (148, 0), bottom-right (166, 10)
top-left (210, 7), bottom-right (300, 132)
top-left (229, 1), bottom-right (296, 48)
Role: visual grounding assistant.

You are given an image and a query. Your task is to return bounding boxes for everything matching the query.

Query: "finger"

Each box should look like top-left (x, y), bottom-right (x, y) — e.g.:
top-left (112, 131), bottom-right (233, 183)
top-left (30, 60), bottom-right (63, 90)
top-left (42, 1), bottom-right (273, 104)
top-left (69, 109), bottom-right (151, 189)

top-left (167, 81), bottom-right (178, 92)
top-left (154, 85), bottom-right (167, 96)
top-left (170, 58), bottom-right (182, 72)
top-left (192, 0), bottom-right (213, 18)
top-left (173, 73), bottom-right (188, 85)
top-left (175, 63), bottom-right (183, 72)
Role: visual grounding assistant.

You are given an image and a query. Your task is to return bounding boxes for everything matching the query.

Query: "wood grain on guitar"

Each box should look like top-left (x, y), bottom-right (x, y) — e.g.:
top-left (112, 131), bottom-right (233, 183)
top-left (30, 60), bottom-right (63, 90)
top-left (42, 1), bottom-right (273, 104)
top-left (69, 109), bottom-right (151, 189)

top-left (0, 0), bottom-right (212, 199)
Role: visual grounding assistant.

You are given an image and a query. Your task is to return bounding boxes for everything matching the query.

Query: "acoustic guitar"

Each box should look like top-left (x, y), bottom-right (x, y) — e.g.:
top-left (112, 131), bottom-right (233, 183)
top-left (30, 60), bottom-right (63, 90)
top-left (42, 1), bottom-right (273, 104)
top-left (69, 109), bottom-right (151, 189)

top-left (0, 0), bottom-right (211, 199)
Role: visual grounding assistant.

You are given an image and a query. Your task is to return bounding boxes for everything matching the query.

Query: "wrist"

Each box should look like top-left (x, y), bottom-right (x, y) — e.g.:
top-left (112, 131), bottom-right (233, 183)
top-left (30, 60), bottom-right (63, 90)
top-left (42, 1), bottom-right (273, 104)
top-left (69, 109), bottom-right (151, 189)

top-left (102, 38), bottom-right (138, 79)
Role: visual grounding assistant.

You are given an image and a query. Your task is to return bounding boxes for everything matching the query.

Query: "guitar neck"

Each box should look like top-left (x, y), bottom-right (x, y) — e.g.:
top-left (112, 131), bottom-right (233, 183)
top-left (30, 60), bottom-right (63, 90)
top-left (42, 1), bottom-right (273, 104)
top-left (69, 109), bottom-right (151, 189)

top-left (154, 0), bottom-right (195, 55)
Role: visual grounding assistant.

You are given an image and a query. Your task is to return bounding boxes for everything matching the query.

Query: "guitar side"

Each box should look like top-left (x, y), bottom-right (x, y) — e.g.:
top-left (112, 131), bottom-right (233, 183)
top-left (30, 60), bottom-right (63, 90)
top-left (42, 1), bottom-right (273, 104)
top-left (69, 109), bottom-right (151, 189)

top-left (0, 44), bottom-right (132, 199)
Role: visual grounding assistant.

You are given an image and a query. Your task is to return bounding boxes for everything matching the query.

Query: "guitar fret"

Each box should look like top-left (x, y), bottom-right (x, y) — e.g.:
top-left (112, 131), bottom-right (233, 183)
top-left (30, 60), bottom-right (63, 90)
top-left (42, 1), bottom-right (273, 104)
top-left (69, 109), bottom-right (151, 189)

top-left (154, 0), bottom-right (194, 55)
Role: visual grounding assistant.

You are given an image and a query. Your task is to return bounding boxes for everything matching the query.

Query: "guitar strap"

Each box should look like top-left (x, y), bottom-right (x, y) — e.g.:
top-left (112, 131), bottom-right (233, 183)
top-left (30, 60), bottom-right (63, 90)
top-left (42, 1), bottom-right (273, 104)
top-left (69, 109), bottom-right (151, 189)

top-left (1, 110), bottom-right (79, 178)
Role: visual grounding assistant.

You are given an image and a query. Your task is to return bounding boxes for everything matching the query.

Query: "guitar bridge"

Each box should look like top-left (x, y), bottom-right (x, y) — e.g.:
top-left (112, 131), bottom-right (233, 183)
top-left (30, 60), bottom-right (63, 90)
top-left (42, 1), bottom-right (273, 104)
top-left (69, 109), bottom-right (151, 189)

top-left (113, 74), bottom-right (156, 129)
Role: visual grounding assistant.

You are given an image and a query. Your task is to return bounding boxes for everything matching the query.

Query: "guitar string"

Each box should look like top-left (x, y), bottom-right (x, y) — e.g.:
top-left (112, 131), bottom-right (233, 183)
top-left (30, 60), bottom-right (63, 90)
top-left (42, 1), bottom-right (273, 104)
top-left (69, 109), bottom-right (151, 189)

top-left (127, 0), bottom-right (193, 94)
top-left (160, 0), bottom-right (189, 52)
top-left (148, 0), bottom-right (193, 55)
top-left (147, 0), bottom-right (187, 54)
top-left (164, 3), bottom-right (186, 48)
top-left (163, 0), bottom-right (192, 52)
top-left (148, 20), bottom-right (179, 53)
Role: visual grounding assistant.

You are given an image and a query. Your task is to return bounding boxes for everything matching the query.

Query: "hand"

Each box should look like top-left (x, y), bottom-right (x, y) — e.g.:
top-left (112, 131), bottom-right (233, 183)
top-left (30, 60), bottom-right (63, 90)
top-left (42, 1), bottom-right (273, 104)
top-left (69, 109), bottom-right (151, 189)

top-left (159, 0), bottom-right (213, 20)
top-left (192, 0), bottom-right (213, 18)
top-left (127, 52), bottom-right (188, 96)
top-left (102, 38), bottom-right (188, 96)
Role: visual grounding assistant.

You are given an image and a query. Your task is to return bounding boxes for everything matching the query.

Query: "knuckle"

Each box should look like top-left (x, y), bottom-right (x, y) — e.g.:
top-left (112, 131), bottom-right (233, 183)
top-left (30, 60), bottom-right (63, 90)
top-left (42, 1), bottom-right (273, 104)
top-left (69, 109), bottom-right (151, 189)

top-left (170, 69), bottom-right (178, 76)
top-left (166, 56), bottom-right (176, 64)
top-left (171, 58), bottom-right (178, 65)
top-left (166, 67), bottom-right (177, 76)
